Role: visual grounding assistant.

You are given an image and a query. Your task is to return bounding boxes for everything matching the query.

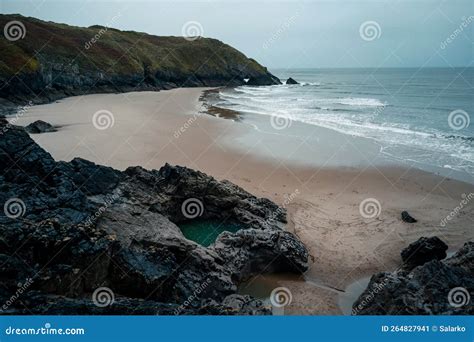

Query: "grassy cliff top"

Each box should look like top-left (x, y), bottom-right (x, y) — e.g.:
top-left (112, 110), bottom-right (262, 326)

top-left (0, 14), bottom-right (271, 80)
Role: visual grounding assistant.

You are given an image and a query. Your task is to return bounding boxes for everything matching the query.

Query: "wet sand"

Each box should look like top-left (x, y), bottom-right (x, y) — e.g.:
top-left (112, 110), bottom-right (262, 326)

top-left (10, 88), bottom-right (474, 314)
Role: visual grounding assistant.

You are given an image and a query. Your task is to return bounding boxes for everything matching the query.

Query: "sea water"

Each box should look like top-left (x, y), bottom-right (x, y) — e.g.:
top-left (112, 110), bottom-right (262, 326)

top-left (215, 68), bottom-right (473, 183)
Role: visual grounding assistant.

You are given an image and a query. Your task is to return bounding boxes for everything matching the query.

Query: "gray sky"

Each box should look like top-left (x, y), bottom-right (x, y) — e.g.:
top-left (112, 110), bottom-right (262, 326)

top-left (1, 0), bottom-right (472, 68)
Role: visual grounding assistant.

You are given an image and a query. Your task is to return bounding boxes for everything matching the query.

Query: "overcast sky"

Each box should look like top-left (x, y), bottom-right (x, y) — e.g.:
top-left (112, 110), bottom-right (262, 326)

top-left (1, 0), bottom-right (472, 68)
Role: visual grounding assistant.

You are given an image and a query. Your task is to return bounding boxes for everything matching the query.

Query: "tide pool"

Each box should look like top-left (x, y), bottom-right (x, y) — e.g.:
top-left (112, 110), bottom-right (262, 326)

top-left (178, 219), bottom-right (243, 246)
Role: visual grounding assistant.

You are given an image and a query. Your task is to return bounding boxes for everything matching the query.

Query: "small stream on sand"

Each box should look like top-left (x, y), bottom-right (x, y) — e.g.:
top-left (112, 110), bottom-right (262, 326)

top-left (237, 273), bottom-right (307, 304)
top-left (337, 277), bottom-right (371, 315)
top-left (237, 273), bottom-right (372, 315)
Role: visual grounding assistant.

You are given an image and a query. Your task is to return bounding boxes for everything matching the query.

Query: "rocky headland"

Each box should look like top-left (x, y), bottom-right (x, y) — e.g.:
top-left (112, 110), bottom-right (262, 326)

top-left (0, 14), bottom-right (280, 114)
top-left (0, 117), bottom-right (308, 314)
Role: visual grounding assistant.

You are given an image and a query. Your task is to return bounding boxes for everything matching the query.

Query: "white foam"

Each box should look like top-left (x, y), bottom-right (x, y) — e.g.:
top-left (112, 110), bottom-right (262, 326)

top-left (218, 85), bottom-right (474, 172)
top-left (335, 97), bottom-right (385, 107)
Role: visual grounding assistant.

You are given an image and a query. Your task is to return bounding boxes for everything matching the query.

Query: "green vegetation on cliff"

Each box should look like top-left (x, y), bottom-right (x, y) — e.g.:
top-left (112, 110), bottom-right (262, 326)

top-left (0, 14), bottom-right (279, 103)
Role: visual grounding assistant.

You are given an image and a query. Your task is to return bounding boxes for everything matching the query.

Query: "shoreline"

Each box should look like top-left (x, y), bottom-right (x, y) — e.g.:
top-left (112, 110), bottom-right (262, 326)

top-left (209, 96), bottom-right (473, 185)
top-left (8, 88), bottom-right (474, 314)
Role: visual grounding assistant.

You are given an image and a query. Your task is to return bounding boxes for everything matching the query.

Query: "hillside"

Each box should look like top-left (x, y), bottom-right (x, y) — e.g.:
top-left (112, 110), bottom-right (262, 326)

top-left (0, 14), bottom-right (280, 106)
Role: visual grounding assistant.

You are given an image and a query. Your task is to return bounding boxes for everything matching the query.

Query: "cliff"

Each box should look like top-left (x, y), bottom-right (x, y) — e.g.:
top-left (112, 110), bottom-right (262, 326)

top-left (0, 14), bottom-right (280, 109)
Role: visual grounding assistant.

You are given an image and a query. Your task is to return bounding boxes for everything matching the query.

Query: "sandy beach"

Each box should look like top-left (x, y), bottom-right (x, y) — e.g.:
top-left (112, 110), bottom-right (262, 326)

top-left (11, 88), bottom-right (474, 314)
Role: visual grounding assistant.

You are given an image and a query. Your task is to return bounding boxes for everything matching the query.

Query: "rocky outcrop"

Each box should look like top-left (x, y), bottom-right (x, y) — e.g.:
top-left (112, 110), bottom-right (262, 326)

top-left (0, 118), bottom-right (307, 315)
top-left (24, 120), bottom-right (57, 134)
top-left (0, 14), bottom-right (280, 107)
top-left (4, 292), bottom-right (269, 315)
top-left (246, 73), bottom-right (281, 86)
top-left (353, 238), bottom-right (472, 315)
top-left (401, 236), bottom-right (448, 270)
top-left (286, 77), bottom-right (299, 85)
top-left (213, 229), bottom-right (308, 282)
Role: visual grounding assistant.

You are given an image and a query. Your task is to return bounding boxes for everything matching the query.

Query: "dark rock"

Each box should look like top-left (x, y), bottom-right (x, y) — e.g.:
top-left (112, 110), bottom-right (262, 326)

top-left (134, 163), bottom-right (287, 228)
top-left (286, 77), bottom-right (299, 85)
top-left (401, 236), bottom-right (448, 269)
top-left (353, 240), bottom-right (472, 315)
top-left (24, 120), bottom-right (57, 134)
top-left (2, 292), bottom-right (268, 315)
top-left (66, 158), bottom-right (123, 196)
top-left (246, 74), bottom-right (281, 86)
top-left (0, 123), bottom-right (92, 226)
top-left (401, 210), bottom-right (417, 223)
top-left (200, 294), bottom-right (270, 315)
top-left (0, 118), bottom-right (308, 315)
top-left (213, 229), bottom-right (309, 282)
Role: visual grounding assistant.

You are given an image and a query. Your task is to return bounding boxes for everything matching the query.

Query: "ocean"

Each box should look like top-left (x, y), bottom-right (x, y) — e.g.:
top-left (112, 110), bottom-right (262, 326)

top-left (214, 68), bottom-right (474, 182)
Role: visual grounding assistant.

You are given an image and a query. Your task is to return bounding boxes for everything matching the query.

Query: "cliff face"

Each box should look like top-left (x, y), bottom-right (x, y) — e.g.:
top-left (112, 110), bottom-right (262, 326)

top-left (0, 14), bottom-right (280, 107)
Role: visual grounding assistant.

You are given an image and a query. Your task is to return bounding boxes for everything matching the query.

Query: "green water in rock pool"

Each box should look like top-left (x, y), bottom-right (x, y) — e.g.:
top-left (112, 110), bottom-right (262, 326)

top-left (178, 220), bottom-right (243, 247)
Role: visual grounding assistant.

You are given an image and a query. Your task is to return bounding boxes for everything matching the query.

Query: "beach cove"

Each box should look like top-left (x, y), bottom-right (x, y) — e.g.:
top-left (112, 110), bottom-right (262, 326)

top-left (10, 88), bottom-right (474, 314)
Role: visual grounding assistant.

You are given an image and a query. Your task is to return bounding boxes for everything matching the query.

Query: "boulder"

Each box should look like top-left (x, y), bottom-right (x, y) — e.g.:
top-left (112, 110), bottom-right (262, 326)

top-left (286, 77), bottom-right (299, 85)
top-left (24, 120), bottom-right (57, 133)
top-left (401, 210), bottom-right (417, 223)
top-left (213, 229), bottom-right (309, 282)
